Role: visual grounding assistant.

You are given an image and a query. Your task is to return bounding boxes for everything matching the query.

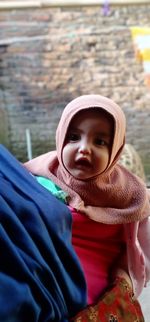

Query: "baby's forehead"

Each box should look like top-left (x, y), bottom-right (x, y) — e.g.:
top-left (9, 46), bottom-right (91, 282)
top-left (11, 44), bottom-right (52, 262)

top-left (72, 106), bottom-right (108, 116)
top-left (68, 107), bottom-right (114, 125)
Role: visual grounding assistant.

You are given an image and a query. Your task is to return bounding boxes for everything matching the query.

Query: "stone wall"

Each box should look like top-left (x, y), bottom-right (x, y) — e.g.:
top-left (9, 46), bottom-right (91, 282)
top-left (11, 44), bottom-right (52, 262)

top-left (0, 3), bottom-right (150, 183)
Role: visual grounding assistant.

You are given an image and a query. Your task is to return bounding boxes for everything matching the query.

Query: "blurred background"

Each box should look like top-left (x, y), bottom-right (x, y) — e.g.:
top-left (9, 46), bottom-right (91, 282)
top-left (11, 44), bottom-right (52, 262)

top-left (0, 0), bottom-right (150, 188)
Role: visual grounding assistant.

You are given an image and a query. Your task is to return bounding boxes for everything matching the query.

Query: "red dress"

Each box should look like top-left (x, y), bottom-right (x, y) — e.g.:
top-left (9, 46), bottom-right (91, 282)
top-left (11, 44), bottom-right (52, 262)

top-left (71, 206), bottom-right (125, 305)
top-left (70, 207), bottom-right (144, 322)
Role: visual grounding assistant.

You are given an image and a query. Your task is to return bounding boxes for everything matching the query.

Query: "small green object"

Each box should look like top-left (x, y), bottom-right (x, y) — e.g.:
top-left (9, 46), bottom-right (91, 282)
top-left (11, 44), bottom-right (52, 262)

top-left (36, 176), bottom-right (68, 203)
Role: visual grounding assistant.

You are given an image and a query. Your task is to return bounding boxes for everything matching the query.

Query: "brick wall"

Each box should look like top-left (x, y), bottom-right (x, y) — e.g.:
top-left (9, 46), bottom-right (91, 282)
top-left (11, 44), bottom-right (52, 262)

top-left (0, 4), bottom-right (150, 183)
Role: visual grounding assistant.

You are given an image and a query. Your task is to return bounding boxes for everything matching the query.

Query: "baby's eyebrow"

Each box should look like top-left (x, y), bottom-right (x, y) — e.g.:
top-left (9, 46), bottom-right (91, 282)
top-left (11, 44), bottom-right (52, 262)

top-left (95, 131), bottom-right (111, 138)
top-left (68, 126), bottom-right (80, 132)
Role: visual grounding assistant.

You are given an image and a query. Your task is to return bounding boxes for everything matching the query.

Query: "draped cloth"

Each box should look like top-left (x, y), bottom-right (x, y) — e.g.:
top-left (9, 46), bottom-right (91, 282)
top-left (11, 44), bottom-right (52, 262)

top-left (71, 277), bottom-right (144, 322)
top-left (0, 144), bottom-right (86, 322)
top-left (130, 27), bottom-right (150, 87)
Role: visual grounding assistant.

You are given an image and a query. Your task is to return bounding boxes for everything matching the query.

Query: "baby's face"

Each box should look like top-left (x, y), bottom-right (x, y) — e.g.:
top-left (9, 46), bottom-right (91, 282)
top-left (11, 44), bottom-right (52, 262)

top-left (62, 108), bottom-right (114, 180)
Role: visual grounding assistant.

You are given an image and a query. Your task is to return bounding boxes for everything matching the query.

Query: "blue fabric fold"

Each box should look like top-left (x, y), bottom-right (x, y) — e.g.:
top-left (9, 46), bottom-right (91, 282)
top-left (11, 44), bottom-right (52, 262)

top-left (0, 145), bottom-right (86, 321)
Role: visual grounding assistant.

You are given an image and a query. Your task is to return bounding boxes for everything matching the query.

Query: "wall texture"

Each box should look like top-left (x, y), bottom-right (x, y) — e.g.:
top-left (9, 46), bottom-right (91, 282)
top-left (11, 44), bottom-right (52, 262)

top-left (0, 3), bottom-right (150, 183)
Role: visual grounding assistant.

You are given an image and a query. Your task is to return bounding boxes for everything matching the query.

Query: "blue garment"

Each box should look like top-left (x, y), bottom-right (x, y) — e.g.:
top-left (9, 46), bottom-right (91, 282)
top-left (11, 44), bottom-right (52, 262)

top-left (0, 145), bottom-right (86, 321)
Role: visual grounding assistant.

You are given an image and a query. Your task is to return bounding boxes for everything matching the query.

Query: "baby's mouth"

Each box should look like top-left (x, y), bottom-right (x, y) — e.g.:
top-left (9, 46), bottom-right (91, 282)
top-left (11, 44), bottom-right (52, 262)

top-left (75, 158), bottom-right (92, 168)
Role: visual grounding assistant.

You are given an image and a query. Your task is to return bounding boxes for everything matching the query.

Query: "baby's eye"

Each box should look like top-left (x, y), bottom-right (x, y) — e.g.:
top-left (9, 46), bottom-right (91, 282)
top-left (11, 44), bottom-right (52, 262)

top-left (67, 132), bottom-right (80, 142)
top-left (95, 138), bottom-right (107, 146)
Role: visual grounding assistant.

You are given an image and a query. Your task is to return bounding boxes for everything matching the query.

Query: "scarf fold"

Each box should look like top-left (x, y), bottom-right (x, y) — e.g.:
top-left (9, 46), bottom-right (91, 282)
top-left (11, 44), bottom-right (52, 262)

top-left (24, 95), bottom-right (150, 224)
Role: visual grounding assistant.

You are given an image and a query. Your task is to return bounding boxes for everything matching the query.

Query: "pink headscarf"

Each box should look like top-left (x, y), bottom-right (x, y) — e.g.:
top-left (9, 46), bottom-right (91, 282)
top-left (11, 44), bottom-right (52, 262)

top-left (24, 95), bottom-right (150, 224)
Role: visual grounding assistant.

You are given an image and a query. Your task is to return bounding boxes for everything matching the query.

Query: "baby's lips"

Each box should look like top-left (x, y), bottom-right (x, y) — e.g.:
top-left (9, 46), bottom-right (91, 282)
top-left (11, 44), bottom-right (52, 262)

top-left (75, 157), bottom-right (92, 167)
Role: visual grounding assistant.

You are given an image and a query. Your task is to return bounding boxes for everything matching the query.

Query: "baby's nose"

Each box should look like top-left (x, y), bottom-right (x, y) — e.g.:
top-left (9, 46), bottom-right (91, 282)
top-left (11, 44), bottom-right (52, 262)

top-left (78, 141), bottom-right (91, 154)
